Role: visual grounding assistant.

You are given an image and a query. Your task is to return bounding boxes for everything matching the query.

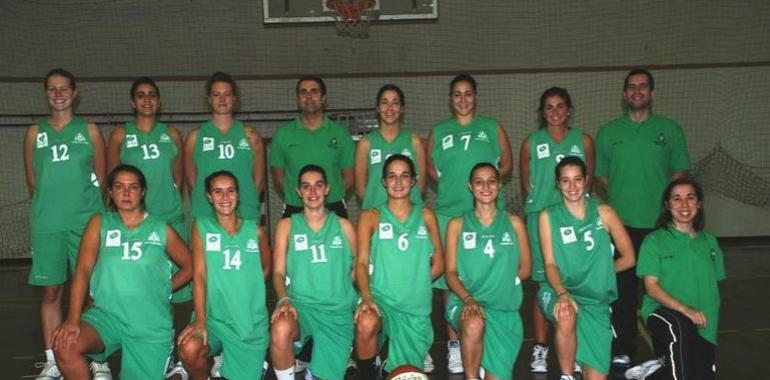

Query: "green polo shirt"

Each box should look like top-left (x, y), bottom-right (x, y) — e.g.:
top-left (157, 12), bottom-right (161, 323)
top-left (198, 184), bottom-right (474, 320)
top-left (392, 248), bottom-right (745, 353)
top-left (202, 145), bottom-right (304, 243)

top-left (637, 227), bottom-right (726, 344)
top-left (595, 113), bottom-right (690, 228)
top-left (269, 116), bottom-right (354, 207)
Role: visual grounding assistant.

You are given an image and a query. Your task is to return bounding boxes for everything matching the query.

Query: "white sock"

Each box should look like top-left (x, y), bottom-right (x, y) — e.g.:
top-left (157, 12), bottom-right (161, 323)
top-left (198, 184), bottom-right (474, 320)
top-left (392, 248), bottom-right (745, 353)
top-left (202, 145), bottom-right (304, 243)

top-left (274, 365), bottom-right (295, 380)
top-left (45, 349), bottom-right (55, 362)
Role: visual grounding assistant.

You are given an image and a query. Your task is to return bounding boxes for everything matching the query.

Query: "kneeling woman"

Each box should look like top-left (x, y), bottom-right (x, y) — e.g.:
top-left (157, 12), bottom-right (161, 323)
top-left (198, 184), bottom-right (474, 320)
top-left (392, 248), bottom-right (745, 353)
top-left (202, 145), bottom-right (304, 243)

top-left (52, 165), bottom-right (192, 379)
top-left (178, 170), bottom-right (271, 380)
top-left (445, 162), bottom-right (531, 380)
top-left (270, 164), bottom-right (357, 380)
top-left (354, 154), bottom-right (444, 379)
top-left (538, 156), bottom-right (634, 380)
top-left (632, 178), bottom-right (724, 380)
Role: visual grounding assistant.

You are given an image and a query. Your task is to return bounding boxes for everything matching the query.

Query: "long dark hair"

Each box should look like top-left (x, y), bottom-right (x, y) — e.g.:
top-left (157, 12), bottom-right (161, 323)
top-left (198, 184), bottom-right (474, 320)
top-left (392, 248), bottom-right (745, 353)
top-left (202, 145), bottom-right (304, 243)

top-left (537, 86), bottom-right (573, 129)
top-left (656, 177), bottom-right (705, 231)
top-left (105, 164), bottom-right (147, 211)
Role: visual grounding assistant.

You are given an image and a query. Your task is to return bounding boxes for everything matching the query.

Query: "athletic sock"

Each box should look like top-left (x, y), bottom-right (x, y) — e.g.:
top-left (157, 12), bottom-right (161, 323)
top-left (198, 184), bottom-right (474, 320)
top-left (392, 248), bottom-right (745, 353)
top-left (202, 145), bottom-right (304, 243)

top-left (273, 365), bottom-right (294, 380)
top-left (44, 349), bottom-right (55, 362)
top-left (356, 356), bottom-right (377, 380)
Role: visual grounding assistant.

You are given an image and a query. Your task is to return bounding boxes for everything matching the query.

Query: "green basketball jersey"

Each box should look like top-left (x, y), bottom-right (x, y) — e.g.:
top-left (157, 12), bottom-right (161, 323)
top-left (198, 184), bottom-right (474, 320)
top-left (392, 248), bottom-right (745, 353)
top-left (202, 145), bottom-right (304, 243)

top-left (196, 217), bottom-right (267, 343)
top-left (90, 212), bottom-right (172, 338)
top-left (449, 211), bottom-right (523, 311)
top-left (190, 121), bottom-right (260, 220)
top-left (30, 117), bottom-right (103, 234)
top-left (431, 115), bottom-right (504, 217)
top-left (370, 205), bottom-right (434, 315)
top-left (361, 128), bottom-right (422, 209)
top-left (120, 122), bottom-right (183, 224)
top-left (524, 128), bottom-right (586, 213)
top-left (286, 213), bottom-right (356, 313)
top-left (545, 198), bottom-right (616, 305)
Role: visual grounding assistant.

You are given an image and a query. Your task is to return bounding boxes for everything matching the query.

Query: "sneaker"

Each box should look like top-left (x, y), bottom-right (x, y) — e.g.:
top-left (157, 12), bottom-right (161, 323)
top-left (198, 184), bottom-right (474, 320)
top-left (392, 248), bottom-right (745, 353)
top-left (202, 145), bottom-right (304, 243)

top-left (90, 361), bottom-right (113, 380)
top-left (624, 359), bottom-right (662, 380)
top-left (295, 358), bottom-right (309, 372)
top-left (210, 354), bottom-right (223, 377)
top-left (574, 361), bottom-right (581, 373)
top-left (423, 353), bottom-right (435, 373)
top-left (559, 376), bottom-right (576, 380)
top-left (304, 367), bottom-right (314, 380)
top-left (165, 362), bottom-right (189, 380)
top-left (447, 340), bottom-right (463, 374)
top-left (612, 354), bottom-right (631, 368)
top-left (530, 344), bottom-right (548, 372)
top-left (34, 361), bottom-right (61, 380)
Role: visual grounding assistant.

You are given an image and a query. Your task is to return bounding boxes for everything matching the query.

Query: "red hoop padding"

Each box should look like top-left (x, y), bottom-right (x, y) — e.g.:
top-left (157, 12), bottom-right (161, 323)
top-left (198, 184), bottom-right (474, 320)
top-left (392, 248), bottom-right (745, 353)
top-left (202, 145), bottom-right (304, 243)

top-left (326, 0), bottom-right (375, 21)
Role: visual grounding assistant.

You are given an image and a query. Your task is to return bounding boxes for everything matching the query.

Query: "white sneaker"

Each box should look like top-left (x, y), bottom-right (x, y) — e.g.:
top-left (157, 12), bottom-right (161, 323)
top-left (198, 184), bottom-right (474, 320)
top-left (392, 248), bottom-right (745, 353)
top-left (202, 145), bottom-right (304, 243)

top-left (165, 362), bottom-right (189, 380)
top-left (530, 344), bottom-right (548, 372)
top-left (613, 354), bottom-right (631, 368)
top-left (447, 340), bottom-right (463, 374)
top-left (34, 361), bottom-right (61, 380)
top-left (559, 376), bottom-right (576, 380)
top-left (625, 359), bottom-right (662, 380)
top-left (295, 358), bottom-right (309, 372)
top-left (90, 361), bottom-right (113, 380)
top-left (210, 354), bottom-right (223, 377)
top-left (574, 361), bottom-right (581, 373)
top-left (423, 353), bottom-right (435, 373)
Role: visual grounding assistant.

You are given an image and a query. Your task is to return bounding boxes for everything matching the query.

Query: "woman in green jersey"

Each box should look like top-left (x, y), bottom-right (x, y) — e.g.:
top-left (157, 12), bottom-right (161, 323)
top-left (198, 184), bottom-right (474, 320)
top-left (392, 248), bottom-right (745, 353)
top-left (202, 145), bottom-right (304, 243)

top-left (518, 87), bottom-right (595, 373)
top-left (51, 165), bottom-right (192, 380)
top-left (538, 156), bottom-right (634, 380)
top-left (23, 69), bottom-right (107, 379)
top-left (625, 178), bottom-right (725, 380)
top-left (184, 72), bottom-right (265, 221)
top-left (354, 84), bottom-right (425, 209)
top-left (177, 170), bottom-right (271, 380)
top-left (354, 154), bottom-right (444, 379)
top-left (445, 162), bottom-right (531, 380)
top-left (270, 164), bottom-right (357, 380)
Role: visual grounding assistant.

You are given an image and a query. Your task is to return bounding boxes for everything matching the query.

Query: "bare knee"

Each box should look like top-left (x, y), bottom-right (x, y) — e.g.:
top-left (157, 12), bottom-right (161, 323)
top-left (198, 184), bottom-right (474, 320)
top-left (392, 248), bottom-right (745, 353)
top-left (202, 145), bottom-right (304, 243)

top-left (41, 285), bottom-right (64, 305)
top-left (461, 315), bottom-right (485, 341)
top-left (270, 317), bottom-right (296, 351)
top-left (555, 314), bottom-right (576, 335)
top-left (355, 312), bottom-right (380, 340)
top-left (179, 337), bottom-right (206, 364)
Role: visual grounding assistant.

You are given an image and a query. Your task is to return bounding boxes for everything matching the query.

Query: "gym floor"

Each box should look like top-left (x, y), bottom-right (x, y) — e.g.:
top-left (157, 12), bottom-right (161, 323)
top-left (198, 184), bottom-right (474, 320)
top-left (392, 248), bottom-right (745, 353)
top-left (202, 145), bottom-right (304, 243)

top-left (3, 238), bottom-right (767, 379)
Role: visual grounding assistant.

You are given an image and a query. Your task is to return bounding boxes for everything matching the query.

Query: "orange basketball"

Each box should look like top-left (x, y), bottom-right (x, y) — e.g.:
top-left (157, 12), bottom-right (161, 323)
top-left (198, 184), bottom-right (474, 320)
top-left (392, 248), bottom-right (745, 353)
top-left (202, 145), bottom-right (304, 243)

top-left (386, 365), bottom-right (428, 380)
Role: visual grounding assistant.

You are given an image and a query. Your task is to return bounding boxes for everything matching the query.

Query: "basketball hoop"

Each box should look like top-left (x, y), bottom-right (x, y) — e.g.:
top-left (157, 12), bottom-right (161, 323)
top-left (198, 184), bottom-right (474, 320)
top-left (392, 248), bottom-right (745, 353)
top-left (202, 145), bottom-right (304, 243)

top-left (326, 0), bottom-right (378, 38)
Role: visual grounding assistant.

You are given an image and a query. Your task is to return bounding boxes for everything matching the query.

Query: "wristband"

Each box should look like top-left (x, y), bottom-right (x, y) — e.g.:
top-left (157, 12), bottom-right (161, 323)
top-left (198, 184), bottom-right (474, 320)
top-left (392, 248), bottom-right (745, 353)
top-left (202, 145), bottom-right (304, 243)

top-left (277, 296), bottom-right (290, 306)
top-left (557, 291), bottom-right (569, 298)
top-left (463, 294), bottom-right (473, 302)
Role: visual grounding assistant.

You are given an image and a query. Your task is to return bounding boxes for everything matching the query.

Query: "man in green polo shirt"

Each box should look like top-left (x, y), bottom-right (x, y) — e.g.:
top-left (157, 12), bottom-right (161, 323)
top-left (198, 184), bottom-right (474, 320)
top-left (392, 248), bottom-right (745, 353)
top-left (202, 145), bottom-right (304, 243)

top-left (595, 68), bottom-right (691, 367)
top-left (270, 76), bottom-right (355, 218)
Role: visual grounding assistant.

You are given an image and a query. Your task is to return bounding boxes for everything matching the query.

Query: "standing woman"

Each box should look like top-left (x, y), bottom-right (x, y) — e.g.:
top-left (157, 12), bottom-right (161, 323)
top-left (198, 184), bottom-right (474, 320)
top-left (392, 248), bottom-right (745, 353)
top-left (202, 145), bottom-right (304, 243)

top-left (355, 84), bottom-right (425, 209)
top-left (445, 163), bottom-right (531, 380)
top-left (518, 87), bottom-right (594, 372)
top-left (538, 156), bottom-right (634, 380)
top-left (51, 165), bottom-right (192, 379)
top-left (354, 154), bottom-right (444, 379)
top-left (426, 73), bottom-right (513, 373)
top-left (185, 71), bottom-right (265, 222)
top-left (23, 69), bottom-right (106, 379)
top-left (626, 178), bottom-right (725, 380)
top-left (270, 165), bottom-right (357, 380)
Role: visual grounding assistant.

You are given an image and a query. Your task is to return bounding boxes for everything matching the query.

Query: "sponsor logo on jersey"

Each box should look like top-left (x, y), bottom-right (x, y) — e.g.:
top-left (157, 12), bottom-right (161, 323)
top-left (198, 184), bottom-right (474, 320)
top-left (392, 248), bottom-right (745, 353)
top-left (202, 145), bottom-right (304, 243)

top-left (238, 138), bottom-right (250, 150)
top-left (159, 133), bottom-right (171, 143)
top-left (378, 223), bottom-right (393, 239)
top-left (417, 225), bottom-right (427, 238)
top-left (246, 239), bottom-right (259, 252)
top-left (36, 132), bottom-right (48, 148)
top-left (476, 131), bottom-right (489, 142)
top-left (72, 132), bottom-right (88, 144)
top-left (328, 137), bottom-right (338, 149)
top-left (654, 132), bottom-right (667, 146)
top-left (536, 143), bottom-right (550, 159)
top-left (147, 231), bottom-right (161, 245)
top-left (206, 233), bottom-right (221, 251)
top-left (331, 235), bottom-right (343, 248)
top-left (569, 144), bottom-right (582, 155)
top-left (370, 149), bottom-right (382, 164)
top-left (442, 134), bottom-right (454, 150)
top-left (105, 229), bottom-right (121, 247)
top-left (560, 226), bottom-right (577, 244)
top-left (202, 137), bottom-right (215, 152)
top-left (293, 234), bottom-right (308, 251)
top-left (462, 232), bottom-right (477, 249)
top-left (501, 232), bottom-right (514, 245)
top-left (125, 134), bottom-right (138, 148)
top-left (401, 148), bottom-right (412, 157)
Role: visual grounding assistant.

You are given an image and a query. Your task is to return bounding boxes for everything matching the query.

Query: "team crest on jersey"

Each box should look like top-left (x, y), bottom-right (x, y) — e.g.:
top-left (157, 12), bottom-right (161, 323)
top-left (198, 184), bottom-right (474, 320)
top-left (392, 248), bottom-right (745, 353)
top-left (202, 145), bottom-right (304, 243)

top-left (125, 134), bottom-right (138, 148)
top-left (536, 143), bottom-right (550, 159)
top-left (238, 138), bottom-right (250, 150)
top-left (72, 132), bottom-right (87, 144)
top-left (202, 137), bottom-right (215, 152)
top-left (476, 131), bottom-right (489, 142)
top-left (595, 216), bottom-right (604, 230)
top-left (331, 235), bottom-right (343, 248)
top-left (654, 133), bottom-right (666, 146)
top-left (401, 149), bottom-right (412, 157)
top-left (379, 223), bottom-right (393, 239)
top-left (328, 137), bottom-right (338, 149)
top-left (90, 173), bottom-right (100, 187)
top-left (570, 144), bottom-right (582, 155)
top-left (246, 239), bottom-right (259, 252)
top-left (293, 234), bottom-right (308, 251)
top-left (105, 230), bottom-right (121, 247)
top-left (417, 225), bottom-right (427, 238)
top-left (36, 132), bottom-right (48, 148)
top-left (560, 226), bottom-right (577, 244)
top-left (442, 135), bottom-right (454, 150)
top-left (159, 133), bottom-right (171, 143)
top-left (462, 232), bottom-right (477, 249)
top-left (501, 232), bottom-right (514, 245)
top-left (206, 233), bottom-right (221, 251)
top-left (146, 231), bottom-right (161, 245)
top-left (370, 149), bottom-right (382, 164)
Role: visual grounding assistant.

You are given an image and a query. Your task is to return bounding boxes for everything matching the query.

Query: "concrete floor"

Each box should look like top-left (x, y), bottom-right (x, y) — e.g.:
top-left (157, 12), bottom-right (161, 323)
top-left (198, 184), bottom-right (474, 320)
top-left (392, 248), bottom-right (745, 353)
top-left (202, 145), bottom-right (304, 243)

top-left (3, 239), bottom-right (768, 379)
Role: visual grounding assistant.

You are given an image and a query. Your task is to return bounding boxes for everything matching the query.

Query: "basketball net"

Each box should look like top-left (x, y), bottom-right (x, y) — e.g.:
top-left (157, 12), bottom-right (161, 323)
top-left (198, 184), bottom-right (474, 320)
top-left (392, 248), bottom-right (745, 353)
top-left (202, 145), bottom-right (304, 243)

top-left (326, 0), bottom-right (378, 38)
